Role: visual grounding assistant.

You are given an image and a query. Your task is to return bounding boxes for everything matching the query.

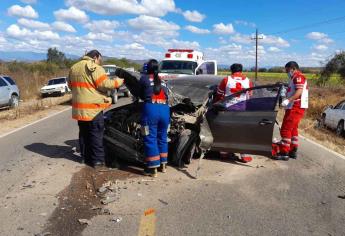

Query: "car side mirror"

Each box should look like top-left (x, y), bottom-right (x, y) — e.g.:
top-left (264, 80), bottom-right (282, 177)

top-left (196, 68), bottom-right (202, 75)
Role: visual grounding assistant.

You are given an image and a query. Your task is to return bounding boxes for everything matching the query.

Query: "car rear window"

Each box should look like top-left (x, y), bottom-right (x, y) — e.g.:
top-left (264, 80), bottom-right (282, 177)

top-left (48, 78), bottom-right (66, 85)
top-left (3, 76), bottom-right (16, 85)
top-left (0, 78), bottom-right (7, 87)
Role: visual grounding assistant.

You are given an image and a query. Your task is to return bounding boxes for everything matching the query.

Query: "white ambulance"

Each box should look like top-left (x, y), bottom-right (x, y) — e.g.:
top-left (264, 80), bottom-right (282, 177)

top-left (159, 49), bottom-right (217, 80)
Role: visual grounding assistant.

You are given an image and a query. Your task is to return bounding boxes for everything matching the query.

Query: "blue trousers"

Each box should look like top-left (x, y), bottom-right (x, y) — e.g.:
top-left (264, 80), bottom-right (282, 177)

top-left (141, 103), bottom-right (170, 168)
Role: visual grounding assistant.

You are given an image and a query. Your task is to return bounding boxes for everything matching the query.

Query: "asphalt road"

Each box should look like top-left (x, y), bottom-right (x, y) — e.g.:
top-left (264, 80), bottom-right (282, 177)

top-left (0, 98), bottom-right (344, 236)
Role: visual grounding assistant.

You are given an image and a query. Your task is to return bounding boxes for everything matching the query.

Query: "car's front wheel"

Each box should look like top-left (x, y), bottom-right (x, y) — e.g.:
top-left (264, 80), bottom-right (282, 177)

top-left (9, 94), bottom-right (19, 109)
top-left (336, 121), bottom-right (344, 137)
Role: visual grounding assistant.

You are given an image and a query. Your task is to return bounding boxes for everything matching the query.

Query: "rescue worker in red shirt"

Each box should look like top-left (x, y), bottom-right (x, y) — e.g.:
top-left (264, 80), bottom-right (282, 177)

top-left (274, 61), bottom-right (308, 160)
top-left (214, 63), bottom-right (253, 163)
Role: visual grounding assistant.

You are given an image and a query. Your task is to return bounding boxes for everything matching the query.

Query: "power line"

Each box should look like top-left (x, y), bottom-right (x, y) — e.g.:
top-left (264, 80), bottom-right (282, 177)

top-left (269, 15), bottom-right (345, 35)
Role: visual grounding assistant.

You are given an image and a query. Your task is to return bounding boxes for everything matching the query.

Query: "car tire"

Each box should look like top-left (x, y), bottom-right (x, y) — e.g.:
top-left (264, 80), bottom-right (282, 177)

top-left (319, 114), bottom-right (326, 128)
top-left (112, 89), bottom-right (118, 104)
top-left (336, 121), bottom-right (344, 137)
top-left (9, 94), bottom-right (19, 109)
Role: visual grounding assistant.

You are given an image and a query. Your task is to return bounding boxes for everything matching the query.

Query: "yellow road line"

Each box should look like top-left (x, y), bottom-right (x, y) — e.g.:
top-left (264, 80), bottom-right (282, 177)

top-left (138, 208), bottom-right (156, 236)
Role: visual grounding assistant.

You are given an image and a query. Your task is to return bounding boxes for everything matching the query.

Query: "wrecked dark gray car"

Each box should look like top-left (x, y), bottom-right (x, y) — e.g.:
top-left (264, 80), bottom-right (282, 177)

top-left (103, 72), bottom-right (283, 167)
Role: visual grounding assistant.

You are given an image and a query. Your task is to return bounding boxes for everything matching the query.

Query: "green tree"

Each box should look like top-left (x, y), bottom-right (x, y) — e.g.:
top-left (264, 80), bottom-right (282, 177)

top-left (47, 47), bottom-right (66, 67)
top-left (319, 51), bottom-right (345, 86)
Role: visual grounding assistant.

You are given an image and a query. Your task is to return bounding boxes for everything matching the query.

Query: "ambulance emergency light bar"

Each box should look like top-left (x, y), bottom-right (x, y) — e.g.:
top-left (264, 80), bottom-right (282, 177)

top-left (165, 49), bottom-right (195, 59)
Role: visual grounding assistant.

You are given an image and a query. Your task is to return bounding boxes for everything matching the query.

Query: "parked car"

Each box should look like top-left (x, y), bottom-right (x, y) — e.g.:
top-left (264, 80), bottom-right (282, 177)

top-left (0, 75), bottom-right (20, 109)
top-left (320, 100), bottom-right (345, 136)
top-left (40, 77), bottom-right (70, 97)
top-left (103, 65), bottom-right (131, 104)
top-left (103, 70), bottom-right (283, 167)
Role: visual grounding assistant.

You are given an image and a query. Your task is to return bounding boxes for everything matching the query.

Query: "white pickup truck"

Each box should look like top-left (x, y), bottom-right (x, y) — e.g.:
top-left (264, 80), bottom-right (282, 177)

top-left (158, 49), bottom-right (217, 80)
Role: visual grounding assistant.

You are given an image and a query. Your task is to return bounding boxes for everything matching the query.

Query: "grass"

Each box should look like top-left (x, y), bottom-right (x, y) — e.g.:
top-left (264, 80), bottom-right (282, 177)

top-left (0, 61), bottom-right (68, 100)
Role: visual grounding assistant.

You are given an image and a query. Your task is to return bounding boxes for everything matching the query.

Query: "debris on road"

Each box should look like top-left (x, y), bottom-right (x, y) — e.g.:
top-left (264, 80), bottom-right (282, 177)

top-left (158, 199), bottom-right (168, 205)
top-left (98, 181), bottom-right (121, 205)
top-left (338, 195), bottom-right (345, 199)
top-left (78, 219), bottom-right (91, 225)
top-left (110, 217), bottom-right (122, 223)
top-left (22, 180), bottom-right (36, 189)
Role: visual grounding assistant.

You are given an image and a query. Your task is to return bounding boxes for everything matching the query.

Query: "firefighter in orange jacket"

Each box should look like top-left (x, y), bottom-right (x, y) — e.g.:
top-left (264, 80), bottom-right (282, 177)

top-left (68, 50), bottom-right (123, 168)
top-left (274, 61), bottom-right (308, 160)
top-left (214, 63), bottom-right (253, 163)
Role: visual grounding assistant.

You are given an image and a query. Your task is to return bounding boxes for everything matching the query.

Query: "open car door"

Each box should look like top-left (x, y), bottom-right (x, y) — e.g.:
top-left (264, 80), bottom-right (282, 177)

top-left (195, 60), bottom-right (217, 75)
top-left (207, 84), bottom-right (283, 156)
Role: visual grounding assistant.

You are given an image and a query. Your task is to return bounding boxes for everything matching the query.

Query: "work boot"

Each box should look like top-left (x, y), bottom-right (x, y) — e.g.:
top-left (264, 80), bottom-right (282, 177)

top-left (274, 153), bottom-right (289, 161)
top-left (289, 148), bottom-right (298, 159)
top-left (93, 161), bottom-right (106, 171)
top-left (143, 168), bottom-right (158, 178)
top-left (159, 164), bottom-right (167, 173)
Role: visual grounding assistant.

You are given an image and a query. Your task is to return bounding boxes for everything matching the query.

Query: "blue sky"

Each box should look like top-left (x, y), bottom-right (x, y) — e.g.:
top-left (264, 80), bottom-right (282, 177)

top-left (1, 0), bottom-right (345, 66)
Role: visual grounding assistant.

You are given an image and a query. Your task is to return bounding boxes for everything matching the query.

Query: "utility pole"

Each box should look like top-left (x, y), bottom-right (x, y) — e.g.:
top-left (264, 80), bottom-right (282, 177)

top-left (251, 29), bottom-right (263, 82)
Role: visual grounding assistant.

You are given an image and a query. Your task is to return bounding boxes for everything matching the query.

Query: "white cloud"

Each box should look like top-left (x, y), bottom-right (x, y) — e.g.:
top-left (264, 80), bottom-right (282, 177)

top-left (0, 36), bottom-right (7, 43)
top-left (20, 0), bottom-right (37, 4)
top-left (268, 46), bottom-right (281, 52)
top-left (235, 20), bottom-right (256, 28)
top-left (261, 34), bottom-right (290, 47)
top-left (183, 10), bottom-right (206, 22)
top-left (123, 43), bottom-right (145, 50)
top-left (213, 23), bottom-right (235, 34)
top-left (7, 5), bottom-right (39, 19)
top-left (84, 20), bottom-right (120, 33)
top-left (54, 7), bottom-right (89, 23)
top-left (65, 0), bottom-right (176, 17)
top-left (306, 32), bottom-right (333, 44)
top-left (306, 32), bottom-right (327, 40)
top-left (230, 33), bottom-right (252, 44)
top-left (52, 21), bottom-right (76, 33)
top-left (185, 25), bottom-right (210, 34)
top-left (18, 18), bottom-right (50, 30)
top-left (6, 24), bottom-right (60, 40)
top-left (85, 32), bottom-right (113, 42)
top-left (314, 44), bottom-right (328, 51)
top-left (128, 15), bottom-right (180, 31)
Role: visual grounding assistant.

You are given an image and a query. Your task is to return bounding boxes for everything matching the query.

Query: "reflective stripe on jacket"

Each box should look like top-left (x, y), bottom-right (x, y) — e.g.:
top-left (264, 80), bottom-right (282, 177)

top-left (68, 56), bottom-right (121, 121)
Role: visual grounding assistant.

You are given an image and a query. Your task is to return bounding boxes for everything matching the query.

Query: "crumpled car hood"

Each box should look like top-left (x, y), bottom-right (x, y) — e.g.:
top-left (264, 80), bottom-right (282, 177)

top-left (167, 75), bottom-right (223, 105)
top-left (118, 68), bottom-right (223, 106)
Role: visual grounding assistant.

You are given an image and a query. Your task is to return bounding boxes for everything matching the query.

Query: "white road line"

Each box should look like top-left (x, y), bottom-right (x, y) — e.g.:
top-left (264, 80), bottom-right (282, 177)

top-left (300, 135), bottom-right (345, 161)
top-left (0, 107), bottom-right (71, 139)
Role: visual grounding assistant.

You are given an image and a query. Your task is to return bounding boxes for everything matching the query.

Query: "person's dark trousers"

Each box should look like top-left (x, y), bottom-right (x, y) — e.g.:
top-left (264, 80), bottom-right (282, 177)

top-left (78, 112), bottom-right (105, 166)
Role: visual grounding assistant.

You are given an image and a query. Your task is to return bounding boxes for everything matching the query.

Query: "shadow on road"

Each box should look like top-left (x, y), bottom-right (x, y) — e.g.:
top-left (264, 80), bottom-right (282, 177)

top-left (24, 139), bottom-right (82, 163)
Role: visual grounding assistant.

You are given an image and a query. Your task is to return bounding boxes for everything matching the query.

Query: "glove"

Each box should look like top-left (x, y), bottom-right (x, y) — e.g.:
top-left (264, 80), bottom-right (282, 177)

top-left (281, 99), bottom-right (290, 107)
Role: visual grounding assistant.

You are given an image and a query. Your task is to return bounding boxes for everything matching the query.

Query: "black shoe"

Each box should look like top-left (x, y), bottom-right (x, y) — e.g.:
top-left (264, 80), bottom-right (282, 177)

top-left (92, 161), bottom-right (105, 169)
top-left (289, 148), bottom-right (298, 159)
top-left (143, 168), bottom-right (158, 177)
top-left (274, 153), bottom-right (289, 161)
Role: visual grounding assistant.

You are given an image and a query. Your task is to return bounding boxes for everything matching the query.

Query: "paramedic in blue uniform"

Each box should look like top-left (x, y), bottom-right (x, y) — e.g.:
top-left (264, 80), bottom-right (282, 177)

top-left (139, 59), bottom-right (170, 177)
